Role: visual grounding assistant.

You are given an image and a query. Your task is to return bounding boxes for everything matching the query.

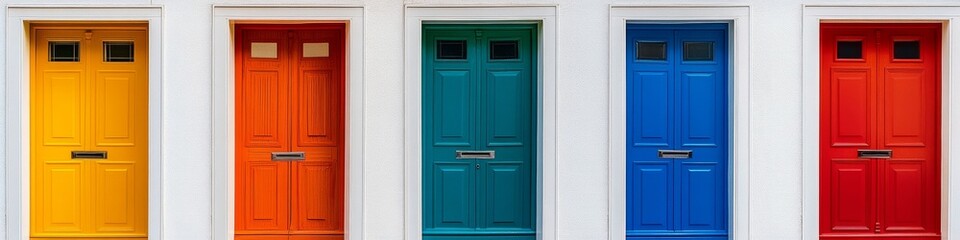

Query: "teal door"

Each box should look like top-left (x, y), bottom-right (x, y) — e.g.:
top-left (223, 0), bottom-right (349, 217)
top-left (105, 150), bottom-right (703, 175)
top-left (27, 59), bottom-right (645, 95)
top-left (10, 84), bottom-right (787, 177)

top-left (422, 24), bottom-right (537, 240)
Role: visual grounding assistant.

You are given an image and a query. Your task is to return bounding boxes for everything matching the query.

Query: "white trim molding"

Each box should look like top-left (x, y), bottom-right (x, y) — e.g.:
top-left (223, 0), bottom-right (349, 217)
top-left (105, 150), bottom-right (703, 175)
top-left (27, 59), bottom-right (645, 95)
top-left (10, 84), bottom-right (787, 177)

top-left (402, 5), bottom-right (558, 240)
top-left (801, 5), bottom-right (960, 240)
top-left (3, 5), bottom-right (164, 240)
top-left (211, 6), bottom-right (365, 240)
top-left (607, 5), bottom-right (751, 240)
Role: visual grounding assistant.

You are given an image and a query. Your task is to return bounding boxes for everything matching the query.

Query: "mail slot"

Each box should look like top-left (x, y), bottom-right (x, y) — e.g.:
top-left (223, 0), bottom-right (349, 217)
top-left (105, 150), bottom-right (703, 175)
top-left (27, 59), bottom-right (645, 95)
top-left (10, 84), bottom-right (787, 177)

top-left (271, 152), bottom-right (306, 161)
top-left (858, 149), bottom-right (892, 159)
top-left (456, 150), bottom-right (496, 159)
top-left (658, 150), bottom-right (693, 159)
top-left (72, 151), bottom-right (107, 159)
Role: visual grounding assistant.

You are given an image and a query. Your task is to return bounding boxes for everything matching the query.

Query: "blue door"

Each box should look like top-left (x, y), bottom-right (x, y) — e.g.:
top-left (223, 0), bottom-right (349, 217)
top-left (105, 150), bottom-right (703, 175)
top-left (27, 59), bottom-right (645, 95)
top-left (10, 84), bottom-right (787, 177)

top-left (626, 23), bottom-right (729, 240)
top-left (422, 24), bottom-right (537, 240)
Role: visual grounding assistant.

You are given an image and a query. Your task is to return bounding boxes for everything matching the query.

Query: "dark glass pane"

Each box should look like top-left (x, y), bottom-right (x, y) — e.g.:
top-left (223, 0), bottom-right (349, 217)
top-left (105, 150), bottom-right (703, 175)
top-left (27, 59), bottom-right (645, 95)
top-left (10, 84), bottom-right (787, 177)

top-left (437, 40), bottom-right (466, 59)
top-left (490, 40), bottom-right (519, 60)
top-left (894, 41), bottom-right (920, 59)
top-left (637, 41), bottom-right (666, 60)
top-left (683, 41), bottom-right (714, 61)
top-left (837, 41), bottom-right (862, 59)
top-left (104, 42), bottom-right (134, 62)
top-left (49, 41), bottom-right (80, 62)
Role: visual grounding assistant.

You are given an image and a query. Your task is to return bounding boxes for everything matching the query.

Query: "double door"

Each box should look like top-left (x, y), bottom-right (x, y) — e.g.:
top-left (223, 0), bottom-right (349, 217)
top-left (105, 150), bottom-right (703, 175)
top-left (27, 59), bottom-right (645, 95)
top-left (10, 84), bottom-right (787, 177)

top-left (626, 24), bottom-right (728, 239)
top-left (235, 25), bottom-right (344, 240)
top-left (422, 25), bottom-right (536, 240)
top-left (30, 24), bottom-right (149, 239)
top-left (819, 23), bottom-right (941, 239)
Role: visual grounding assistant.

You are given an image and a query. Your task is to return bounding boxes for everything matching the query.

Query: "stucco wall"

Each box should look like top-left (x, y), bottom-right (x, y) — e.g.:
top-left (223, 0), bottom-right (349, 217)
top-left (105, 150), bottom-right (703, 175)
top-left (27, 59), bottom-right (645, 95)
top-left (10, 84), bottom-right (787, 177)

top-left (2, 0), bottom-right (959, 239)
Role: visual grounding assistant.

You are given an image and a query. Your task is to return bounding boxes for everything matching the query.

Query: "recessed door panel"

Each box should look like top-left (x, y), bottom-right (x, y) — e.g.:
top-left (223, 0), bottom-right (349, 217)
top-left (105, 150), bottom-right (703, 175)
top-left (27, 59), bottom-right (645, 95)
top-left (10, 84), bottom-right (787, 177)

top-left (632, 72), bottom-right (671, 147)
top-left (42, 71), bottom-right (84, 146)
top-left (626, 24), bottom-right (729, 239)
top-left (31, 25), bottom-right (148, 239)
top-left (830, 69), bottom-right (872, 147)
top-left (820, 23), bottom-right (940, 239)
top-left (628, 162), bottom-right (671, 231)
top-left (679, 163), bottom-right (722, 230)
top-left (423, 25), bottom-right (536, 240)
top-left (829, 160), bottom-right (873, 232)
top-left (93, 162), bottom-right (137, 233)
top-left (434, 70), bottom-right (474, 147)
top-left (432, 162), bottom-right (473, 229)
top-left (41, 162), bottom-right (84, 233)
top-left (235, 25), bottom-right (345, 239)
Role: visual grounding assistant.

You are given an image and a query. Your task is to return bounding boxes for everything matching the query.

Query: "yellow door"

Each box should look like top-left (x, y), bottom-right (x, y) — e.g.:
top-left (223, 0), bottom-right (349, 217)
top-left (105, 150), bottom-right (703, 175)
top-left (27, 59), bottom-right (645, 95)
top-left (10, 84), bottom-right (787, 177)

top-left (30, 23), bottom-right (148, 239)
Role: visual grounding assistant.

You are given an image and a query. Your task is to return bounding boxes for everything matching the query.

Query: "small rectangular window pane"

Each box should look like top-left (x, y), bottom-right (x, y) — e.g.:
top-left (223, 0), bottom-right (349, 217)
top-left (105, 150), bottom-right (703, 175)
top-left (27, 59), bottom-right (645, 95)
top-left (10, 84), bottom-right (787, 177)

top-left (438, 40), bottom-right (466, 59)
top-left (251, 42), bottom-right (278, 59)
top-left (49, 41), bottom-right (80, 62)
top-left (303, 43), bottom-right (330, 58)
top-left (683, 42), bottom-right (714, 61)
top-left (837, 41), bottom-right (862, 59)
top-left (637, 41), bottom-right (666, 60)
top-left (104, 42), bottom-right (134, 62)
top-left (490, 40), bottom-right (519, 60)
top-left (894, 41), bottom-right (920, 59)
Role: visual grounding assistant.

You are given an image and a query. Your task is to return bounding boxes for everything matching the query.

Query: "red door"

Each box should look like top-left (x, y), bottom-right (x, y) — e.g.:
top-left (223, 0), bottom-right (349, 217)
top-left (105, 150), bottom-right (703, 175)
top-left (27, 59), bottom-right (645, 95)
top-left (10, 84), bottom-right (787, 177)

top-left (820, 23), bottom-right (940, 239)
top-left (235, 24), bottom-right (345, 240)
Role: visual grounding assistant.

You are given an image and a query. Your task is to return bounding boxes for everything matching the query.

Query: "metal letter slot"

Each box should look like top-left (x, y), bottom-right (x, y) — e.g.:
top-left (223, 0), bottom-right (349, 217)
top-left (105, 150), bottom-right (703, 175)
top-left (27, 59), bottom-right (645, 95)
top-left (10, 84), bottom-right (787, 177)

top-left (857, 149), bottom-right (892, 159)
top-left (271, 152), bottom-right (306, 161)
top-left (72, 151), bottom-right (107, 159)
top-left (658, 150), bottom-right (693, 159)
top-left (456, 150), bottom-right (496, 160)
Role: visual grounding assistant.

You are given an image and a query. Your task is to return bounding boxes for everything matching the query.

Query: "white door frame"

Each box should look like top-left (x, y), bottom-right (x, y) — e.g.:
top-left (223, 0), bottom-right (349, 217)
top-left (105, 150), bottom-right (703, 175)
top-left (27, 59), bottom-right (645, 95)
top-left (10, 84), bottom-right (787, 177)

top-left (607, 5), bottom-right (751, 240)
top-left (4, 5), bottom-right (164, 240)
top-left (800, 5), bottom-right (960, 240)
top-left (211, 6), bottom-right (365, 240)
top-left (402, 5), bottom-right (558, 240)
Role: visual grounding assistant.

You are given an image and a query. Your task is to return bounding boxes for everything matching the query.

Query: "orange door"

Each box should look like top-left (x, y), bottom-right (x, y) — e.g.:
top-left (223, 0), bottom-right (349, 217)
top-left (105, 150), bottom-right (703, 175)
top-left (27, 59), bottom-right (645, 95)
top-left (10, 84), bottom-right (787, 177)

top-left (30, 24), bottom-right (149, 239)
top-left (235, 24), bottom-right (344, 240)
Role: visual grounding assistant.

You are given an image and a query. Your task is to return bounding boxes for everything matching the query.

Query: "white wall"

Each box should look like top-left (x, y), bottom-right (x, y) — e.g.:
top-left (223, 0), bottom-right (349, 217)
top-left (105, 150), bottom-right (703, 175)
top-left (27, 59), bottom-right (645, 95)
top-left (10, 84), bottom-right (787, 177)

top-left (2, 0), bottom-right (958, 239)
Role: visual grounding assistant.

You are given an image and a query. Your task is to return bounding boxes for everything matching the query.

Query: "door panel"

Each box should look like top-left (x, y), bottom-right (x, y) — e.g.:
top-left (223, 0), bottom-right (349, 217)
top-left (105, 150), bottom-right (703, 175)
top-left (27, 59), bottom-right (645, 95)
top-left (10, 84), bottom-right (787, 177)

top-left (626, 24), bottom-right (728, 239)
top-left (628, 162), bottom-right (671, 231)
top-left (830, 69), bottom-right (872, 147)
top-left (31, 26), bottom-right (148, 239)
top-left (679, 163), bottom-right (722, 230)
top-left (829, 160), bottom-right (873, 232)
top-left (43, 71), bottom-right (85, 146)
top-left (423, 25), bottom-right (536, 239)
top-left (290, 148), bottom-right (342, 233)
top-left (41, 162), bottom-right (84, 233)
top-left (432, 162), bottom-right (474, 229)
top-left (93, 161), bottom-right (138, 232)
top-left (235, 25), bottom-right (345, 239)
top-left (820, 23), bottom-right (940, 239)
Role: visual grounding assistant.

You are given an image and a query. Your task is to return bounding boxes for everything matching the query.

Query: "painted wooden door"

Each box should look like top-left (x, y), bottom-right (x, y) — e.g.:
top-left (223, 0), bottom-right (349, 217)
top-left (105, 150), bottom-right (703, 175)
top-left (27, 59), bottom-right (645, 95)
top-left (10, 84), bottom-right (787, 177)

top-left (626, 24), bottom-right (728, 240)
top-left (819, 23), bottom-right (941, 240)
top-left (30, 24), bottom-right (148, 239)
top-left (422, 24), bottom-right (536, 240)
top-left (235, 25), bottom-right (344, 240)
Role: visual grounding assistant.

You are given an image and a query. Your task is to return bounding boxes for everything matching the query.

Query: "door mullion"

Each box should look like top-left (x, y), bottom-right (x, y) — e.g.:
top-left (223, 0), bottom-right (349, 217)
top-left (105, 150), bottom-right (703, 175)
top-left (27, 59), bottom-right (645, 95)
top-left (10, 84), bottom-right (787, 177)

top-left (671, 30), bottom-right (682, 231)
top-left (474, 32), bottom-right (484, 231)
top-left (83, 30), bottom-right (95, 233)
top-left (872, 30), bottom-right (882, 233)
top-left (286, 30), bottom-right (295, 233)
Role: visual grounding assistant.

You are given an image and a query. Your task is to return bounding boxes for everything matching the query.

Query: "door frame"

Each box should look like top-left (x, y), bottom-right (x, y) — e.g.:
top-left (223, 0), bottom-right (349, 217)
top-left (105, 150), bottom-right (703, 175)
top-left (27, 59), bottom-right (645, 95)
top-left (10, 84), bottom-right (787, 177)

top-left (403, 5), bottom-right (558, 240)
top-left (607, 5), bottom-right (750, 240)
top-left (607, 5), bottom-right (751, 240)
top-left (211, 6), bottom-right (365, 240)
top-left (800, 5), bottom-right (960, 240)
top-left (4, 6), bottom-right (164, 240)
